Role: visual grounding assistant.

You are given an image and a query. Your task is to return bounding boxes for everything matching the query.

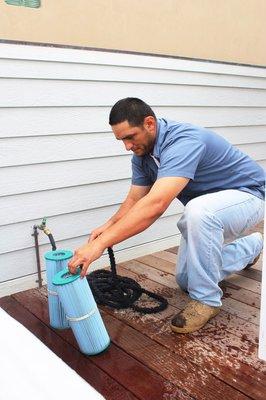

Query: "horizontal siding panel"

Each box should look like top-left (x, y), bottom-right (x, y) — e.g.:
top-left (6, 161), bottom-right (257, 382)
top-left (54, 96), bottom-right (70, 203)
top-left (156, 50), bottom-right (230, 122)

top-left (0, 156), bottom-right (131, 196)
top-left (0, 180), bottom-right (130, 226)
top-left (0, 273), bottom-right (46, 297)
top-left (213, 126), bottom-right (266, 144)
top-left (1, 129), bottom-right (265, 195)
top-left (0, 213), bottom-right (181, 282)
top-left (2, 79), bottom-right (266, 107)
top-left (258, 160), bottom-right (266, 169)
top-left (163, 108), bottom-right (266, 127)
top-left (0, 202), bottom-right (182, 254)
top-left (0, 107), bottom-right (110, 138)
top-left (238, 143), bottom-right (266, 161)
top-left (1, 107), bottom-right (266, 138)
top-left (1, 43), bottom-right (266, 77)
top-left (0, 134), bottom-right (126, 167)
top-left (2, 59), bottom-right (266, 89)
top-left (1, 126), bottom-right (266, 169)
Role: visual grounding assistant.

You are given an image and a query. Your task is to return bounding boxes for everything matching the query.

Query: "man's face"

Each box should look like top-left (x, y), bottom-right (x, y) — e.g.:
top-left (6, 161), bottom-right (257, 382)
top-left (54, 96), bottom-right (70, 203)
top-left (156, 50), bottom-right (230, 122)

top-left (111, 116), bottom-right (157, 156)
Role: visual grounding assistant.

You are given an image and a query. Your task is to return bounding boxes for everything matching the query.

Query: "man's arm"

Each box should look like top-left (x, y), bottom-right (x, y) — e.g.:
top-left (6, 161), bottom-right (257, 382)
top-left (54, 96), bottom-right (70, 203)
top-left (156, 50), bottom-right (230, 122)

top-left (88, 185), bottom-right (151, 242)
top-left (69, 176), bottom-right (189, 276)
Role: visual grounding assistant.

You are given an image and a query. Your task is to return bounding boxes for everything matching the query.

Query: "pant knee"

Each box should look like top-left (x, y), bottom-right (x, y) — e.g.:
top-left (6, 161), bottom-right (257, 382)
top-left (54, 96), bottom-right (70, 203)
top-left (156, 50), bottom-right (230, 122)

top-left (178, 198), bottom-right (212, 232)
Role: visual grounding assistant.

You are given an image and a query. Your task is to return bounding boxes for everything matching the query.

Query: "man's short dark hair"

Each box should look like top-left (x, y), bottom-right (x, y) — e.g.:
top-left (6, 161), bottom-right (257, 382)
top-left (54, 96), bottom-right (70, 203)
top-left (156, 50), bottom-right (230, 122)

top-left (109, 97), bottom-right (156, 126)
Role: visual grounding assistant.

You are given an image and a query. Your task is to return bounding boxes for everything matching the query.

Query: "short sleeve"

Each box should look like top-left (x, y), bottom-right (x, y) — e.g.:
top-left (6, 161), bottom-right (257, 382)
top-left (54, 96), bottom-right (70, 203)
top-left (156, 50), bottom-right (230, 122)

top-left (131, 155), bottom-right (152, 186)
top-left (157, 136), bottom-right (206, 180)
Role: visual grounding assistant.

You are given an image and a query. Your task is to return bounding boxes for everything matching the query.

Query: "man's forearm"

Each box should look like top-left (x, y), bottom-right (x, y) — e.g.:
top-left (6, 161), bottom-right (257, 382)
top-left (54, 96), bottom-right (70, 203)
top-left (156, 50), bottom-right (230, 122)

top-left (108, 197), bottom-right (137, 224)
top-left (68, 177), bottom-right (188, 277)
top-left (97, 195), bottom-right (164, 249)
top-left (108, 185), bottom-right (151, 225)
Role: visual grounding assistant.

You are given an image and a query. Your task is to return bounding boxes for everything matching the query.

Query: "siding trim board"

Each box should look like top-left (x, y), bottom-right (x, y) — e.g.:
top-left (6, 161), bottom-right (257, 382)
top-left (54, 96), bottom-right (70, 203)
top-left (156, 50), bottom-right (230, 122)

top-left (0, 42), bottom-right (265, 296)
top-left (1, 39), bottom-right (266, 70)
top-left (1, 42), bottom-right (266, 77)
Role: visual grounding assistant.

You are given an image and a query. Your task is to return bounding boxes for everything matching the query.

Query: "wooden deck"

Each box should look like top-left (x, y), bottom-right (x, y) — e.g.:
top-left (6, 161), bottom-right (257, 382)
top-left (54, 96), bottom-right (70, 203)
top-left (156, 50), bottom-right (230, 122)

top-left (1, 222), bottom-right (265, 400)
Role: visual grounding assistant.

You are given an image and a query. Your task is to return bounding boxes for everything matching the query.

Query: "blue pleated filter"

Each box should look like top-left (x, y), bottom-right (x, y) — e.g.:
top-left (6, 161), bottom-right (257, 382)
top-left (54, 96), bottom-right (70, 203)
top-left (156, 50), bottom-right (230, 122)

top-left (44, 250), bottom-right (73, 329)
top-left (53, 268), bottom-right (110, 355)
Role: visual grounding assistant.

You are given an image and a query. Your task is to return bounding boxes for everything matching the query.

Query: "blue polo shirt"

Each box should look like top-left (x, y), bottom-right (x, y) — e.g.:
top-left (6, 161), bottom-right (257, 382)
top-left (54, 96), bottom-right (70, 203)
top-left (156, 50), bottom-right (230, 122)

top-left (131, 118), bottom-right (265, 205)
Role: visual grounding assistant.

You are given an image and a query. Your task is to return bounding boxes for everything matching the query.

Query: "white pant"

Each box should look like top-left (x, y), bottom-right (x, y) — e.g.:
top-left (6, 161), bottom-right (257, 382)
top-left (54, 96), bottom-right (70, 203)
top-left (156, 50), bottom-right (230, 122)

top-left (176, 190), bottom-right (264, 307)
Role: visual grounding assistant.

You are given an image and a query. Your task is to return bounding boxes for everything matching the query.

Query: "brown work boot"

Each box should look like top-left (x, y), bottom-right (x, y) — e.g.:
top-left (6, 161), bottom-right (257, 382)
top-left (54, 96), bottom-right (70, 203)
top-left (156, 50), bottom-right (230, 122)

top-left (171, 299), bottom-right (221, 333)
top-left (244, 253), bottom-right (260, 270)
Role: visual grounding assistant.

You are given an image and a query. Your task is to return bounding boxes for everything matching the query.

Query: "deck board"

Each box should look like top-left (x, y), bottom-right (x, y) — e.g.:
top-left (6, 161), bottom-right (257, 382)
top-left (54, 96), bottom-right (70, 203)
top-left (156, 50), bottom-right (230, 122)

top-left (115, 265), bottom-right (266, 377)
top-left (0, 296), bottom-right (138, 400)
top-left (137, 253), bottom-right (262, 307)
top-left (122, 259), bottom-right (260, 325)
top-left (0, 222), bottom-right (265, 399)
top-left (10, 289), bottom-right (186, 400)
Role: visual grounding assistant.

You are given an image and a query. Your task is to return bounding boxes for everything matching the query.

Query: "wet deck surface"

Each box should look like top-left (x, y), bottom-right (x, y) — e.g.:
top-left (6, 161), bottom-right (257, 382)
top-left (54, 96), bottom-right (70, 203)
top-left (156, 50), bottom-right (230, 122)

top-left (1, 222), bottom-right (265, 399)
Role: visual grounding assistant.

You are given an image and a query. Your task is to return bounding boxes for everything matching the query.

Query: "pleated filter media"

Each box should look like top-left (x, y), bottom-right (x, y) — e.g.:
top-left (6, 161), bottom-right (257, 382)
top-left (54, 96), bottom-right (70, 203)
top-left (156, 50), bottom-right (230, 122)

top-left (44, 250), bottom-right (73, 329)
top-left (53, 268), bottom-right (110, 355)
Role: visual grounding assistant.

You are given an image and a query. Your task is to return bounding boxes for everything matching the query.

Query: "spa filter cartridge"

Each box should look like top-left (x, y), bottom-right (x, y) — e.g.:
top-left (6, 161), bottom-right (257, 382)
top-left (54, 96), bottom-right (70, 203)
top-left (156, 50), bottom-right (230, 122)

top-left (53, 267), bottom-right (110, 355)
top-left (44, 250), bottom-right (73, 329)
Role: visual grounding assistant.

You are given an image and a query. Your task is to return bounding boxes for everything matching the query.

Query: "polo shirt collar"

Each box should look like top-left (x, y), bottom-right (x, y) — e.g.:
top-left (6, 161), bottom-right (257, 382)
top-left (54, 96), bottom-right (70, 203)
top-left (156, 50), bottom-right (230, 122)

top-left (151, 118), bottom-right (161, 159)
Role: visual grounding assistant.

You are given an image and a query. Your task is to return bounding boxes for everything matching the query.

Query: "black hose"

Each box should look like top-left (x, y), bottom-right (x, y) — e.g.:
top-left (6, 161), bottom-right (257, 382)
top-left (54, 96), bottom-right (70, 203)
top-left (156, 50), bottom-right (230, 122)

top-left (48, 233), bottom-right (57, 251)
top-left (87, 247), bottom-right (168, 314)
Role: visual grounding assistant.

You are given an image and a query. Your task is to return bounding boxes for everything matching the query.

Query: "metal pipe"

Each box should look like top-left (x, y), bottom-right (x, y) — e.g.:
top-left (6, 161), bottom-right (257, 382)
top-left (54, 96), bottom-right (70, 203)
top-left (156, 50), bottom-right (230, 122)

top-left (32, 224), bottom-right (43, 288)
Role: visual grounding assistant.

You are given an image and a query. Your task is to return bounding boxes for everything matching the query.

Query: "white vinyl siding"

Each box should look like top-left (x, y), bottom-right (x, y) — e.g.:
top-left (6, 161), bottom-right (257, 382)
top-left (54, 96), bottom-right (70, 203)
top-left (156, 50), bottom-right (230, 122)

top-left (0, 43), bottom-right (265, 296)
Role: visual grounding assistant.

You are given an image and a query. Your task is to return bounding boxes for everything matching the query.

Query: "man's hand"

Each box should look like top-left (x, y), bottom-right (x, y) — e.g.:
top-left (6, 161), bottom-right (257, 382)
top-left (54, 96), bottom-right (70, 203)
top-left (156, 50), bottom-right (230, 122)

top-left (68, 239), bottom-right (105, 278)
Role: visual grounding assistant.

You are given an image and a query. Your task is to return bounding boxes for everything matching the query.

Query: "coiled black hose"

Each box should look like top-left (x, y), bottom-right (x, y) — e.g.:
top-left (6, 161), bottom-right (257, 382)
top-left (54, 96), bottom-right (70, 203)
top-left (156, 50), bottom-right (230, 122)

top-left (87, 247), bottom-right (168, 314)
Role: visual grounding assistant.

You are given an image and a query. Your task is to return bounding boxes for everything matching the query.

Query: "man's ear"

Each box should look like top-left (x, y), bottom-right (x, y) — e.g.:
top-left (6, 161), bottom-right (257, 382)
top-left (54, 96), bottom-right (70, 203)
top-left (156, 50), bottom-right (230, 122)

top-left (143, 116), bottom-right (156, 133)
